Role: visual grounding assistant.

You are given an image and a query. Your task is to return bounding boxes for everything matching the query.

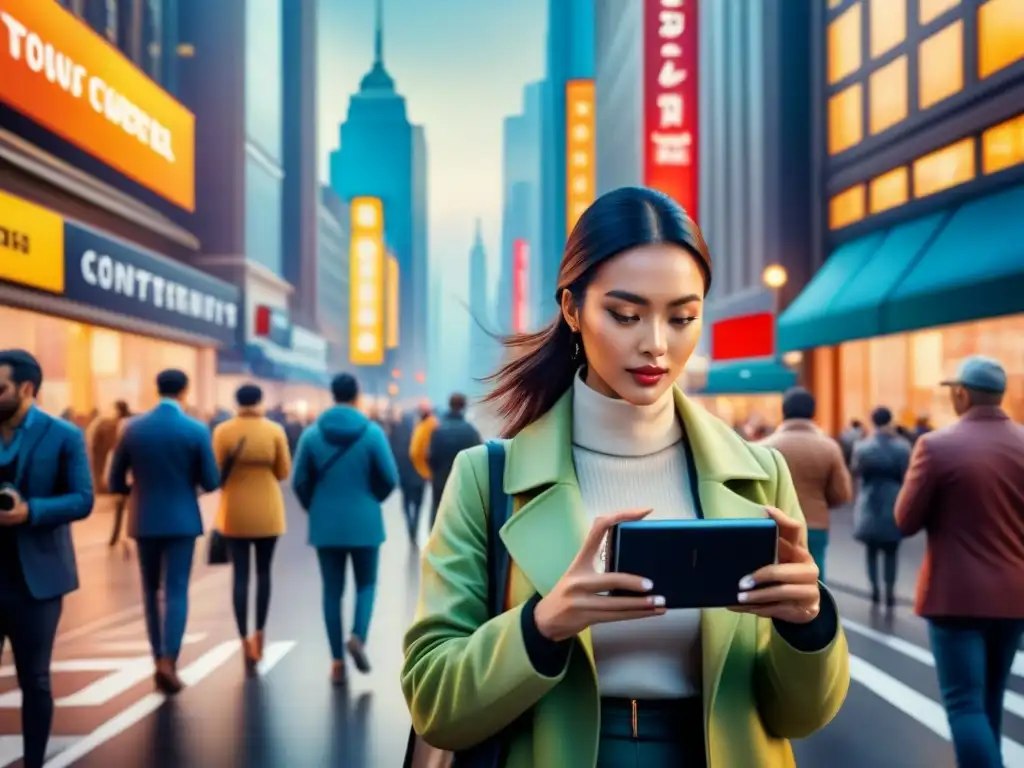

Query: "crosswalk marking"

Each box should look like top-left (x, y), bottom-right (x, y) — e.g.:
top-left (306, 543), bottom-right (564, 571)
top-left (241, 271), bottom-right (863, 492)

top-left (842, 618), bottom-right (1024, 720)
top-left (0, 736), bottom-right (80, 768)
top-left (849, 655), bottom-right (1024, 767)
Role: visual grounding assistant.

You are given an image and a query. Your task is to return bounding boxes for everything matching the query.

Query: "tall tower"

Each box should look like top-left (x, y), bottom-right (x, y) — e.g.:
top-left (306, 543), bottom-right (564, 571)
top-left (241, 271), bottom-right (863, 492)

top-left (467, 219), bottom-right (494, 399)
top-left (329, 0), bottom-right (428, 393)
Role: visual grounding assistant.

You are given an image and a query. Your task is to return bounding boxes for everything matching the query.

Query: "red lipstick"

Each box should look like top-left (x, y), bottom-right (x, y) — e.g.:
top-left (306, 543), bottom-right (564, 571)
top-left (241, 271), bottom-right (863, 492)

top-left (627, 365), bottom-right (668, 387)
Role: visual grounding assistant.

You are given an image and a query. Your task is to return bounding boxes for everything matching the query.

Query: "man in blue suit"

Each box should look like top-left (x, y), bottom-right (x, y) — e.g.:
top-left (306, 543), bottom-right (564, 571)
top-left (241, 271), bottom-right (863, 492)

top-left (0, 349), bottom-right (94, 768)
top-left (109, 369), bottom-right (219, 694)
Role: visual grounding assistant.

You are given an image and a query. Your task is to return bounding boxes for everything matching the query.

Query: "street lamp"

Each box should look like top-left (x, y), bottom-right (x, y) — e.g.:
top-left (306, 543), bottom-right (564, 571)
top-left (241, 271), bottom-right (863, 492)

top-left (762, 264), bottom-right (788, 289)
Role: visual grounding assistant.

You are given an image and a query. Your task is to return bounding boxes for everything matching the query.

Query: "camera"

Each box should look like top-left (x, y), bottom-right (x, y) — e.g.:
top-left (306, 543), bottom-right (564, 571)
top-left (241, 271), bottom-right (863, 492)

top-left (0, 484), bottom-right (17, 512)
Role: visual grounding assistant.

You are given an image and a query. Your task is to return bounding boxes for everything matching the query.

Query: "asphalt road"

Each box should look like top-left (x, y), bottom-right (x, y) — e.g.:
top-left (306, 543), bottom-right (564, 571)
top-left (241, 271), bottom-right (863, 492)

top-left (1, 491), bottom-right (1021, 767)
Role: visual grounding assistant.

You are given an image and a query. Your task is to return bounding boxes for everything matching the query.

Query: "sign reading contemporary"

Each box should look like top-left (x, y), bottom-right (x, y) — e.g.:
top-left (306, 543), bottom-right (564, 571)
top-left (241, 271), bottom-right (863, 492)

top-left (65, 223), bottom-right (239, 345)
top-left (644, 0), bottom-right (699, 221)
top-left (512, 239), bottom-right (530, 334)
top-left (349, 197), bottom-right (385, 366)
top-left (385, 252), bottom-right (399, 350)
top-left (0, 1), bottom-right (196, 211)
top-left (565, 79), bottom-right (596, 236)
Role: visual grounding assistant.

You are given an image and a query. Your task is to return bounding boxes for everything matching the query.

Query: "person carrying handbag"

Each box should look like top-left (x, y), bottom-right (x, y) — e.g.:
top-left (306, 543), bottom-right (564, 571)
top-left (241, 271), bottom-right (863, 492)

top-left (212, 385), bottom-right (292, 673)
top-left (291, 373), bottom-right (399, 686)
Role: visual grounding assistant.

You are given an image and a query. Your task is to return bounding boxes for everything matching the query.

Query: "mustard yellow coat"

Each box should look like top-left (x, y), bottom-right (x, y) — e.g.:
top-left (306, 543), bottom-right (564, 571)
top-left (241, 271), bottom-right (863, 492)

top-left (409, 413), bottom-right (439, 480)
top-left (402, 387), bottom-right (850, 767)
top-left (212, 414), bottom-right (292, 538)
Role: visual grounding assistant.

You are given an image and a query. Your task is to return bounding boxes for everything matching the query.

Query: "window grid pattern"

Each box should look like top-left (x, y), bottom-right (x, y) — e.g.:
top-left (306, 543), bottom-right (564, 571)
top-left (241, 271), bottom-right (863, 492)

top-left (825, 0), bottom-right (1024, 157)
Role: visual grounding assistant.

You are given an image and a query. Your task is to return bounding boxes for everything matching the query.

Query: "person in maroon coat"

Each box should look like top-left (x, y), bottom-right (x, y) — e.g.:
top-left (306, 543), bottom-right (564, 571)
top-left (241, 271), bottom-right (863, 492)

top-left (895, 355), bottom-right (1024, 768)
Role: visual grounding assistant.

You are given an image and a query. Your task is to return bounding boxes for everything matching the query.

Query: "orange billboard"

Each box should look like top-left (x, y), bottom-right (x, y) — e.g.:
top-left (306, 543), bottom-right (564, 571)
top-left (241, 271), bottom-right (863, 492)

top-left (385, 253), bottom-right (399, 349)
top-left (349, 197), bottom-right (385, 366)
top-left (0, 0), bottom-right (196, 211)
top-left (565, 79), bottom-right (596, 237)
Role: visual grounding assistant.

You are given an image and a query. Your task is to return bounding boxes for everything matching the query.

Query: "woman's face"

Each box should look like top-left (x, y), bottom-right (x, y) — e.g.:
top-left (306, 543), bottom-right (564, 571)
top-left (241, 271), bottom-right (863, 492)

top-left (563, 243), bottom-right (705, 405)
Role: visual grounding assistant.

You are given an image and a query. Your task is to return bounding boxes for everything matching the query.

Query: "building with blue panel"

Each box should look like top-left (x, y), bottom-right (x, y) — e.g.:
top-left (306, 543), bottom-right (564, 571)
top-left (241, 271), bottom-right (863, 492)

top-left (328, 0), bottom-right (428, 395)
top-left (318, 187), bottom-right (350, 371)
top-left (538, 0), bottom-right (595, 315)
top-left (779, 0), bottom-right (1024, 431)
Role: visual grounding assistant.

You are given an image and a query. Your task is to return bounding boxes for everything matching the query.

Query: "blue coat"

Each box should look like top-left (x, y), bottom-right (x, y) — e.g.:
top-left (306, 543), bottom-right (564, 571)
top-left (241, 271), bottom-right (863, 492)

top-left (10, 408), bottom-right (94, 600)
top-left (292, 405), bottom-right (399, 549)
top-left (109, 401), bottom-right (220, 538)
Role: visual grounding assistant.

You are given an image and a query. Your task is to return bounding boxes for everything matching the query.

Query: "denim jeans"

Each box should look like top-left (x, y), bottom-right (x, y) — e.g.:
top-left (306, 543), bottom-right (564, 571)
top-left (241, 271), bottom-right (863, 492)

top-left (928, 617), bottom-right (1024, 767)
top-left (316, 547), bottom-right (380, 660)
top-left (806, 528), bottom-right (829, 582)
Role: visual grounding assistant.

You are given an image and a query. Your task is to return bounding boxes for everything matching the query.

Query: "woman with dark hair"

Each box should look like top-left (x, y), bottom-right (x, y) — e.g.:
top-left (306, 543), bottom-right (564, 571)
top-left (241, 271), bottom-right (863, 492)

top-left (402, 187), bottom-right (849, 766)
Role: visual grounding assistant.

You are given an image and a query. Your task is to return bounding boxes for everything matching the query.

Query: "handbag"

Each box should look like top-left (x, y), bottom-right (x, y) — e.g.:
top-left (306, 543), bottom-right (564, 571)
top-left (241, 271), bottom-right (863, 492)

top-left (207, 436), bottom-right (247, 566)
top-left (403, 440), bottom-right (513, 768)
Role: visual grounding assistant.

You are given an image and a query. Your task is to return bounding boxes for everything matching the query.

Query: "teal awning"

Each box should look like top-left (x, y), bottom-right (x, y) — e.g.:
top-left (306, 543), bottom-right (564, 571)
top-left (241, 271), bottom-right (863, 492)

top-left (883, 184), bottom-right (1024, 334)
top-left (825, 211), bottom-right (951, 341)
top-left (700, 359), bottom-right (797, 395)
top-left (777, 231), bottom-right (887, 352)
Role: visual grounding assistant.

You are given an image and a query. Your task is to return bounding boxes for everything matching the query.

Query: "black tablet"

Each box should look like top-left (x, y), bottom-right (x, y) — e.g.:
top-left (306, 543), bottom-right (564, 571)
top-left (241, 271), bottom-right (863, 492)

top-left (605, 518), bottom-right (778, 609)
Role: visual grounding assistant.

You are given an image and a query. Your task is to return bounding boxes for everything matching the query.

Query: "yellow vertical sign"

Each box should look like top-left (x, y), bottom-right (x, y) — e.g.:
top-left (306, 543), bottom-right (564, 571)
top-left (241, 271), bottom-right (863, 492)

top-left (385, 253), bottom-right (399, 349)
top-left (565, 79), bottom-right (596, 237)
top-left (348, 197), bottom-right (385, 366)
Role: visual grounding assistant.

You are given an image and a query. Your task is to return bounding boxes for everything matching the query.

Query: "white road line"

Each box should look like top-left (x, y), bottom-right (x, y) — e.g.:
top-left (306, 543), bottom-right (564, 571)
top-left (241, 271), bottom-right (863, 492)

top-left (0, 736), bottom-right (80, 768)
top-left (850, 655), bottom-right (1024, 767)
top-left (42, 641), bottom-right (240, 768)
top-left (257, 641), bottom-right (297, 676)
top-left (0, 658), bottom-right (142, 678)
top-left (90, 633), bottom-right (207, 653)
top-left (843, 618), bottom-right (1024, 720)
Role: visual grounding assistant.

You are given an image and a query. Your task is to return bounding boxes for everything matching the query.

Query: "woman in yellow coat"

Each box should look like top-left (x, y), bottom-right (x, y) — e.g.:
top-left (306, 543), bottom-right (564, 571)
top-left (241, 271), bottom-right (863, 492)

top-left (401, 187), bottom-right (849, 767)
top-left (212, 384), bottom-right (292, 670)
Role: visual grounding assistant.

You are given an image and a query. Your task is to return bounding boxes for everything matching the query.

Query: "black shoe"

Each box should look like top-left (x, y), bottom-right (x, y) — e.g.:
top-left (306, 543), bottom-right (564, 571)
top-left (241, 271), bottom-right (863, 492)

top-left (885, 591), bottom-right (896, 610)
top-left (871, 587), bottom-right (880, 604)
top-left (346, 636), bottom-right (372, 674)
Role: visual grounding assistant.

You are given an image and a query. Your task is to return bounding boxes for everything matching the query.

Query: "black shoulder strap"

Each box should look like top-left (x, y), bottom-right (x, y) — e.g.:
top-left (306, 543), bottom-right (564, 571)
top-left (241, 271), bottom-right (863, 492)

top-left (316, 423), bottom-right (369, 479)
top-left (485, 440), bottom-right (512, 618)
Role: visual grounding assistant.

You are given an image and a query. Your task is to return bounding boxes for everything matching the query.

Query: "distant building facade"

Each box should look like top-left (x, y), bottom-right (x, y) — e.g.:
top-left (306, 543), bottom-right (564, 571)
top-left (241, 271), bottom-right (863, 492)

top-left (318, 187), bottom-right (350, 370)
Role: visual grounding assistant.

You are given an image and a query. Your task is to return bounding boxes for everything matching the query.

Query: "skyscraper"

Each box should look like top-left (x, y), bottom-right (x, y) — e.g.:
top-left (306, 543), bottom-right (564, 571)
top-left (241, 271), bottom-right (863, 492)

top-left (594, 0), bottom-right (644, 193)
top-left (328, 0), bottom-right (428, 393)
top-left (539, 0), bottom-right (595, 313)
top-left (467, 219), bottom-right (494, 400)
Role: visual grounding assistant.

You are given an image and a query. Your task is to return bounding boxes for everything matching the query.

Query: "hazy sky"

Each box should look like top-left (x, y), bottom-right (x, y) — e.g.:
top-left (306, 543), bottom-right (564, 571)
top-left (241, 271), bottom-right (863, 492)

top-left (317, 0), bottom-right (547, 300)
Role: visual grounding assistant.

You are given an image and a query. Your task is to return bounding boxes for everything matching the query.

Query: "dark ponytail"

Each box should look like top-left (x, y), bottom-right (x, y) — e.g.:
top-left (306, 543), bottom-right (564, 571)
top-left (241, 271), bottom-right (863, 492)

top-left (482, 186), bottom-right (712, 437)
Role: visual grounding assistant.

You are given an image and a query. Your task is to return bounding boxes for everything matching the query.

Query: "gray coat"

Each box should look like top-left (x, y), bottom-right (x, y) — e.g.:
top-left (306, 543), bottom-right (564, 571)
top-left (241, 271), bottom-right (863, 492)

top-left (851, 431), bottom-right (911, 545)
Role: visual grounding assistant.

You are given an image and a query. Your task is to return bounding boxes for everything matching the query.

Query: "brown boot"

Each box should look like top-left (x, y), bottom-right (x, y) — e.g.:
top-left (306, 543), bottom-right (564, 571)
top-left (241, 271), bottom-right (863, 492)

top-left (251, 630), bottom-right (265, 661)
top-left (154, 657), bottom-right (184, 694)
top-left (242, 638), bottom-right (258, 675)
top-left (330, 660), bottom-right (347, 687)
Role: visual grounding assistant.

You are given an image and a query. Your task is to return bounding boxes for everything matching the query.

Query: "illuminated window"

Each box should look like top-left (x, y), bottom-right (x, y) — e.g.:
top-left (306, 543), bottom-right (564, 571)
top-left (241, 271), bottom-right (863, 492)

top-left (978, 0), bottom-right (1024, 79)
top-left (913, 137), bottom-right (976, 198)
top-left (829, 184), bottom-right (867, 229)
top-left (919, 21), bottom-right (964, 109)
top-left (982, 114), bottom-right (1024, 174)
top-left (828, 3), bottom-right (862, 84)
top-left (869, 167), bottom-right (910, 213)
top-left (869, 56), bottom-right (908, 134)
top-left (828, 84), bottom-right (864, 154)
top-left (870, 0), bottom-right (907, 58)
top-left (919, 0), bottom-right (960, 25)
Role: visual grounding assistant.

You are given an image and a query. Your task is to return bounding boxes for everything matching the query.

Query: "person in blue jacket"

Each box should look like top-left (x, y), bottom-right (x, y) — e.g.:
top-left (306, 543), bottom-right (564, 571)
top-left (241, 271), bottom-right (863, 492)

top-left (0, 349), bottom-right (93, 768)
top-left (292, 373), bottom-right (399, 686)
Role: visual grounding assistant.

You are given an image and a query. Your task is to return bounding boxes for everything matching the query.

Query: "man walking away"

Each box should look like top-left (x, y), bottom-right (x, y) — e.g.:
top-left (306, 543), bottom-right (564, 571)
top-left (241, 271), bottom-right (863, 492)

top-left (388, 406), bottom-right (426, 545)
top-left (427, 393), bottom-right (481, 528)
top-left (851, 406), bottom-right (911, 610)
top-left (108, 369), bottom-right (220, 695)
top-left (0, 350), bottom-right (94, 768)
top-left (895, 356), bottom-right (1024, 768)
top-left (759, 387), bottom-right (852, 581)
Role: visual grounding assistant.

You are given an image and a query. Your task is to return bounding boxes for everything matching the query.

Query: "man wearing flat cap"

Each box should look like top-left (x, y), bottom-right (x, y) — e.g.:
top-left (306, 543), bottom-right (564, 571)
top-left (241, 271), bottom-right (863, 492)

top-left (894, 355), bottom-right (1024, 767)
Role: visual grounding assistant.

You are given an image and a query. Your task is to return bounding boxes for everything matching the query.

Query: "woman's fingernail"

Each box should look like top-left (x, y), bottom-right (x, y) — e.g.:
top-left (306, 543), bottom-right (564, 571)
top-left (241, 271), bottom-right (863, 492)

top-left (651, 595), bottom-right (666, 607)
top-left (738, 575), bottom-right (756, 590)
top-left (641, 578), bottom-right (654, 591)
top-left (737, 592), bottom-right (749, 603)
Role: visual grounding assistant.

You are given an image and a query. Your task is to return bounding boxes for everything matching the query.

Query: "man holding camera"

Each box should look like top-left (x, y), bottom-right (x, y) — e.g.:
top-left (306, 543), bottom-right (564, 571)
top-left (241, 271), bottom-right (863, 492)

top-left (0, 349), bottom-right (94, 768)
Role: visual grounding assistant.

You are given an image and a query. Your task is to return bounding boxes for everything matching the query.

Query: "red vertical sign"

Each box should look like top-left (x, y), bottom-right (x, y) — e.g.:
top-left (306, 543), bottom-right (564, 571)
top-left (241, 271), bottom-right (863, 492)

top-left (512, 239), bottom-right (530, 333)
top-left (644, 0), bottom-right (699, 222)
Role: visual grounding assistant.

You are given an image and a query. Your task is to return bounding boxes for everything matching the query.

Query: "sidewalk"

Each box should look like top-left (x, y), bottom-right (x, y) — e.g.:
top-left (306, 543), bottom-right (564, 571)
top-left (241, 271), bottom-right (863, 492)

top-left (825, 505), bottom-right (925, 606)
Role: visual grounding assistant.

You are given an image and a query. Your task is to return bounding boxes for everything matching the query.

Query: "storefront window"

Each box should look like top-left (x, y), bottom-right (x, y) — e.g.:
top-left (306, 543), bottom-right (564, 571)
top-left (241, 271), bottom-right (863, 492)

top-left (870, 0), bottom-right (907, 58)
top-left (828, 3), bottom-right (863, 84)
top-left (828, 84), bottom-right (864, 154)
top-left (919, 20), bottom-right (964, 109)
top-left (834, 315), bottom-right (1024, 428)
top-left (869, 166), bottom-right (910, 212)
top-left (913, 136), bottom-right (975, 198)
top-left (869, 55), bottom-right (908, 134)
top-left (982, 113), bottom-right (1024, 174)
top-left (978, 0), bottom-right (1024, 79)
top-left (0, 305), bottom-right (215, 419)
top-left (829, 183), bottom-right (867, 228)
top-left (919, 0), bottom-right (960, 25)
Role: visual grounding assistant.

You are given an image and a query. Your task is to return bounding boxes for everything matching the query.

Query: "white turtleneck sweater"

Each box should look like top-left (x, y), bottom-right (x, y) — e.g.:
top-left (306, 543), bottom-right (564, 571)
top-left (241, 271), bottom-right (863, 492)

top-left (572, 371), bottom-right (702, 699)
